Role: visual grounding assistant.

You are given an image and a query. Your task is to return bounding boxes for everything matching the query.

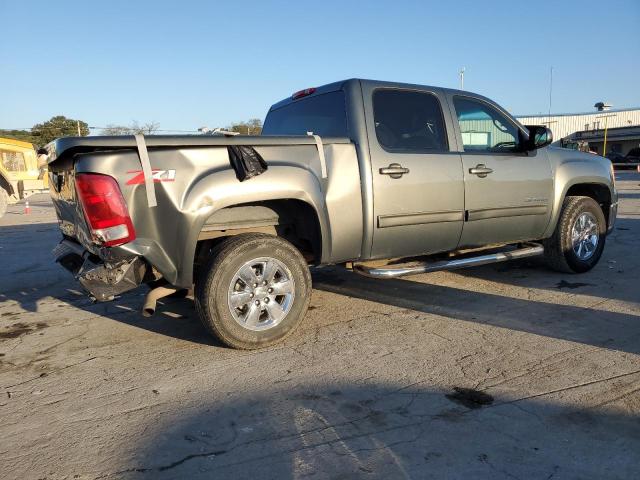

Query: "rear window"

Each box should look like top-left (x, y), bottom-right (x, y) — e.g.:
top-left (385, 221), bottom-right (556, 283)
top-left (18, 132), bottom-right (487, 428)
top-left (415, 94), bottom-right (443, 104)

top-left (262, 91), bottom-right (348, 137)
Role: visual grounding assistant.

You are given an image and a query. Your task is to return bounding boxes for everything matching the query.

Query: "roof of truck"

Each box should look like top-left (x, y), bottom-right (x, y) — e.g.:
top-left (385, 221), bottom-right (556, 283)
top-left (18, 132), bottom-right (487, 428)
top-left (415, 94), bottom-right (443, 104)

top-left (267, 78), bottom-right (492, 112)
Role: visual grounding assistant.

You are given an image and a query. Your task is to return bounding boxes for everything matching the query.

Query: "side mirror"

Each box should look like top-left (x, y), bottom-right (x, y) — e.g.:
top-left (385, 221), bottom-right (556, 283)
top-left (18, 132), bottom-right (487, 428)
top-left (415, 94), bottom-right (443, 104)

top-left (524, 125), bottom-right (553, 150)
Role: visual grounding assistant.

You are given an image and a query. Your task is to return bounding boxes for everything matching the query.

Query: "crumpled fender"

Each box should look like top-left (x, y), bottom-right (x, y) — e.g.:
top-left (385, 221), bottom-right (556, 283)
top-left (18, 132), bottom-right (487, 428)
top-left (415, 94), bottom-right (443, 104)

top-left (172, 164), bottom-right (331, 287)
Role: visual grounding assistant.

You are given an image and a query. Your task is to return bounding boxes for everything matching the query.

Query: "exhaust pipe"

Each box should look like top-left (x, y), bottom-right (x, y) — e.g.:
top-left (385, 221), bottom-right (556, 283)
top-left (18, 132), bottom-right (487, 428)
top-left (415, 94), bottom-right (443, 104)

top-left (142, 285), bottom-right (178, 317)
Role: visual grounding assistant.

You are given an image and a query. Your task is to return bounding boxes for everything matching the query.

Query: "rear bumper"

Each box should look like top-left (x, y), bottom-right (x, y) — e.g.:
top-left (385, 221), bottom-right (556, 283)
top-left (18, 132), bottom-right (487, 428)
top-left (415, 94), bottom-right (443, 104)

top-left (53, 239), bottom-right (147, 301)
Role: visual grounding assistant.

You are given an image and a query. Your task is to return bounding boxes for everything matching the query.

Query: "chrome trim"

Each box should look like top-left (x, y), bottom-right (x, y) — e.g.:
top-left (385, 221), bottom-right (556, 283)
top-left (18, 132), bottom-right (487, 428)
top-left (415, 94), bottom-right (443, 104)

top-left (353, 243), bottom-right (544, 278)
top-left (467, 205), bottom-right (548, 221)
top-left (378, 210), bottom-right (463, 228)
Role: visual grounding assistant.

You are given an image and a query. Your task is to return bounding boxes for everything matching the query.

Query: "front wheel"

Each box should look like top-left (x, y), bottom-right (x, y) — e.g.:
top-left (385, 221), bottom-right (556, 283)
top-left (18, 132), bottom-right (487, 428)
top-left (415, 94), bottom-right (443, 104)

top-left (544, 196), bottom-right (607, 273)
top-left (195, 233), bottom-right (312, 349)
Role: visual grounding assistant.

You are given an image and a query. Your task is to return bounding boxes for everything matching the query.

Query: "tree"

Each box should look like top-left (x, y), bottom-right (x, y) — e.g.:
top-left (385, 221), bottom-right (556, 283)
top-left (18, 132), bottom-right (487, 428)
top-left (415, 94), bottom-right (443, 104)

top-left (0, 129), bottom-right (38, 144)
top-left (101, 121), bottom-right (160, 136)
top-left (227, 118), bottom-right (262, 135)
top-left (30, 116), bottom-right (90, 145)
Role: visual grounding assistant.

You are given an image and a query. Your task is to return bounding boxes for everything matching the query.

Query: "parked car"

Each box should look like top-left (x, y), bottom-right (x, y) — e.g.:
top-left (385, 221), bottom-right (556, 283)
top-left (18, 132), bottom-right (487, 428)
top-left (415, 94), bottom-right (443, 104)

top-left (625, 147), bottom-right (640, 165)
top-left (608, 150), bottom-right (639, 169)
top-left (47, 79), bottom-right (618, 349)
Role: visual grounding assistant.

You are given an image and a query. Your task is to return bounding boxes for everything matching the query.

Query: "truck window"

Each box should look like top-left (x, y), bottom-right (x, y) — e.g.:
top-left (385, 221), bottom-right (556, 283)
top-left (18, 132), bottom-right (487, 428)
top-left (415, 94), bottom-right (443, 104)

top-left (452, 96), bottom-right (521, 152)
top-left (262, 91), bottom-right (348, 137)
top-left (373, 89), bottom-right (448, 153)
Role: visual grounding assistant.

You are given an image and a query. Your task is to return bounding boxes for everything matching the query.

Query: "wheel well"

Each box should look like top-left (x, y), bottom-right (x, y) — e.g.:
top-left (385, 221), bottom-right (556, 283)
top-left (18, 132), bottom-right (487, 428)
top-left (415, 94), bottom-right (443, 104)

top-left (0, 174), bottom-right (14, 197)
top-left (194, 200), bottom-right (322, 274)
top-left (565, 183), bottom-right (611, 222)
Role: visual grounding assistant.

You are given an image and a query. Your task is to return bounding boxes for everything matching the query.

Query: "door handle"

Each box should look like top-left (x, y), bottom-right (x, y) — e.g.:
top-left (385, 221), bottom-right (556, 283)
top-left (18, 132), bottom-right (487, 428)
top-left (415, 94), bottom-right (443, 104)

top-left (469, 164), bottom-right (494, 178)
top-left (379, 163), bottom-right (410, 179)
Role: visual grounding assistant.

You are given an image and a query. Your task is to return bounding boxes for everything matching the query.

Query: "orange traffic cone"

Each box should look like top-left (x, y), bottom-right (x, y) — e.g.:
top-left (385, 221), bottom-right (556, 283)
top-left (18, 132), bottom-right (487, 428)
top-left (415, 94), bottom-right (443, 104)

top-left (24, 200), bottom-right (31, 214)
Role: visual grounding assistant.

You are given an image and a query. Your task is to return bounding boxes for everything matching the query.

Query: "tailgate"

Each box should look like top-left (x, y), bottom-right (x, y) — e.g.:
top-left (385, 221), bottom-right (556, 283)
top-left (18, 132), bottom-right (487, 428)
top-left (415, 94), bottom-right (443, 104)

top-left (48, 165), bottom-right (97, 252)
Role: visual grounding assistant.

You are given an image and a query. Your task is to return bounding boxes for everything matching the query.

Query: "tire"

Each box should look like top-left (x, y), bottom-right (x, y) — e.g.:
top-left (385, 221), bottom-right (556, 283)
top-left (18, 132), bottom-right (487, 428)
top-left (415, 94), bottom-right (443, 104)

top-left (0, 188), bottom-right (8, 219)
top-left (195, 233), bottom-right (312, 349)
top-left (544, 196), bottom-right (607, 273)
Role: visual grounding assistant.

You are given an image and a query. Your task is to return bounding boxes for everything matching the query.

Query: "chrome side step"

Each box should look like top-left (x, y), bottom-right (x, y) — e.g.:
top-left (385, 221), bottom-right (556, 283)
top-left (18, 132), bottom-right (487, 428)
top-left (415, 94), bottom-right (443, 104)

top-left (353, 243), bottom-right (544, 279)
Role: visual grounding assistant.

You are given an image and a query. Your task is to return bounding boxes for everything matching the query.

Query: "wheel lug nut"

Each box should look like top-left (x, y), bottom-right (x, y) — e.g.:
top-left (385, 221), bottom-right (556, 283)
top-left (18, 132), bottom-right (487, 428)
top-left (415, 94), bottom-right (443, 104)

top-left (255, 300), bottom-right (260, 306)
top-left (253, 283), bottom-right (258, 288)
top-left (268, 287), bottom-right (273, 294)
top-left (262, 280), bottom-right (268, 286)
top-left (249, 293), bottom-right (254, 298)
top-left (264, 297), bottom-right (270, 303)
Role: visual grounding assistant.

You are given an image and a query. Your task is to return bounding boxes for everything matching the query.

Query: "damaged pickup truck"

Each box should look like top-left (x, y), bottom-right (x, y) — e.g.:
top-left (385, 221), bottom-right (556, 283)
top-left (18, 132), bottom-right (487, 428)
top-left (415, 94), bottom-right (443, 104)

top-left (47, 79), bottom-right (617, 349)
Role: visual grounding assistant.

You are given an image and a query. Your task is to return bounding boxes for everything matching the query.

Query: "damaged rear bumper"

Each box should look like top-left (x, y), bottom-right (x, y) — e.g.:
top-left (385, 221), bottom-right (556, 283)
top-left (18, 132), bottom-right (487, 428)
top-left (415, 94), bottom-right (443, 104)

top-left (52, 240), bottom-right (147, 301)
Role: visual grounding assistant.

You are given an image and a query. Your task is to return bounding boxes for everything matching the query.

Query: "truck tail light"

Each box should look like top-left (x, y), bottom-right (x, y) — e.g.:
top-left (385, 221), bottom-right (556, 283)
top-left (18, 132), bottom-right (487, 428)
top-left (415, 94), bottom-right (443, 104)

top-left (75, 173), bottom-right (136, 247)
top-left (292, 87), bottom-right (316, 100)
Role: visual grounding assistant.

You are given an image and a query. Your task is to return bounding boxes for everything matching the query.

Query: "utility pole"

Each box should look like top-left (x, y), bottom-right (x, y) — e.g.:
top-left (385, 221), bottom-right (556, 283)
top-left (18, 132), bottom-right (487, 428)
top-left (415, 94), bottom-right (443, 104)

top-left (77, 120), bottom-right (81, 136)
top-left (459, 67), bottom-right (465, 90)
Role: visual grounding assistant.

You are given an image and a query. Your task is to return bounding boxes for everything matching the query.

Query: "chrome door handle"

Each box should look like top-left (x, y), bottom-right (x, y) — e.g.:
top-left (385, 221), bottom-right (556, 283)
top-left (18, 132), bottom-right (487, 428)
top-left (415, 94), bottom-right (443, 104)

top-left (469, 164), bottom-right (494, 178)
top-left (379, 163), bottom-right (410, 179)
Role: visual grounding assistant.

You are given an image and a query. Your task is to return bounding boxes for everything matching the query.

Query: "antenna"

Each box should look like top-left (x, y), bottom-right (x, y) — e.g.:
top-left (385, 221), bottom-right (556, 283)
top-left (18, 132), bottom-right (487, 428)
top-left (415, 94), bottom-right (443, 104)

top-left (548, 66), bottom-right (553, 119)
top-left (459, 67), bottom-right (466, 90)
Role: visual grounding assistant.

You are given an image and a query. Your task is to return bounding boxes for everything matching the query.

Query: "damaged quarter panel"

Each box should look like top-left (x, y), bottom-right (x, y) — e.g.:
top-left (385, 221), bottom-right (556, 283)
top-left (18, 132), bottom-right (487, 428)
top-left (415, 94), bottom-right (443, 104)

top-left (74, 141), bottom-right (363, 288)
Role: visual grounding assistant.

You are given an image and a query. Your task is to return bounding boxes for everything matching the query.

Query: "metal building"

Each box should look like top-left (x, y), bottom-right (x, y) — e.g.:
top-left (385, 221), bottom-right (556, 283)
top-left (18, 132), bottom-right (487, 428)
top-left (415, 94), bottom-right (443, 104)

top-left (516, 107), bottom-right (640, 156)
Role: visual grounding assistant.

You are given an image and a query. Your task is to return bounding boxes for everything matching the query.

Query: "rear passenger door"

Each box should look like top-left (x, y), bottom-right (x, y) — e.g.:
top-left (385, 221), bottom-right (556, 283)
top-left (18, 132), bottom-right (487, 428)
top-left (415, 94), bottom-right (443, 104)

top-left (363, 86), bottom-right (465, 259)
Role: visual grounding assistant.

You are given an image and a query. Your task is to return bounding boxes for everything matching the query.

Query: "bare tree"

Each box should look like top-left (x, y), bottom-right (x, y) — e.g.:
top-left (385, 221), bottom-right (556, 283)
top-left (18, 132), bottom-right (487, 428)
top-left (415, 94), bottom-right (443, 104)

top-left (101, 121), bottom-right (160, 135)
top-left (227, 118), bottom-right (262, 135)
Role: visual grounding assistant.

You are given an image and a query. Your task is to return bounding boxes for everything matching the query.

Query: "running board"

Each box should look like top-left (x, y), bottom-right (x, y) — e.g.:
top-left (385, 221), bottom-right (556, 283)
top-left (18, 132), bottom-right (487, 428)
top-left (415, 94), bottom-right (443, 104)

top-left (353, 243), bottom-right (544, 279)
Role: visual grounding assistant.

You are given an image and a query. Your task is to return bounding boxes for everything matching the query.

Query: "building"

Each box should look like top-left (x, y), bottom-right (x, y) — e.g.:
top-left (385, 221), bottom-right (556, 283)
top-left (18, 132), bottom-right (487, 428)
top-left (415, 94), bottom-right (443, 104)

top-left (516, 107), bottom-right (640, 156)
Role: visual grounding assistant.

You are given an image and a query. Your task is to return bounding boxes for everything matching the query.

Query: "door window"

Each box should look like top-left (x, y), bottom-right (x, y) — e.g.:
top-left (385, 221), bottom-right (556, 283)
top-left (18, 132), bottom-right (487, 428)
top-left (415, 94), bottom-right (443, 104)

top-left (453, 96), bottom-right (521, 153)
top-left (373, 89), bottom-right (448, 153)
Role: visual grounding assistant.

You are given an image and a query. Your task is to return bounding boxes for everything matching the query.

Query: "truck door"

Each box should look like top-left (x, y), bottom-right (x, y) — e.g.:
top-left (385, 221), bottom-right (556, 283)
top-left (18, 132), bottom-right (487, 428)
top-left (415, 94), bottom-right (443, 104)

top-left (448, 95), bottom-right (553, 247)
top-left (363, 86), bottom-right (465, 259)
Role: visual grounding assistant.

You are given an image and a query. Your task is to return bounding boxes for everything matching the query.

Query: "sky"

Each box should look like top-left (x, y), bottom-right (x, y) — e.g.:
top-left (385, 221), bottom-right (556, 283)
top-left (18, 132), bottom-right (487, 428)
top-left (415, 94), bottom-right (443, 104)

top-left (1, 0), bottom-right (639, 133)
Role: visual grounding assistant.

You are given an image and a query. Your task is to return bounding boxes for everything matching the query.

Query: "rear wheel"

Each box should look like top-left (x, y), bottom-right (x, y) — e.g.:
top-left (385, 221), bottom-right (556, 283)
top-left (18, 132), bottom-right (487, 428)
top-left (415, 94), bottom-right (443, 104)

top-left (0, 188), bottom-right (8, 219)
top-left (544, 196), bottom-right (606, 273)
top-left (195, 233), bottom-right (312, 349)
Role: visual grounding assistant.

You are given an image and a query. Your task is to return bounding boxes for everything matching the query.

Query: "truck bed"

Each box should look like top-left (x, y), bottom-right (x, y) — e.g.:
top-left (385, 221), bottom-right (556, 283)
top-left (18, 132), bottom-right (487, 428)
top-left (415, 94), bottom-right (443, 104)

top-left (47, 134), bottom-right (364, 292)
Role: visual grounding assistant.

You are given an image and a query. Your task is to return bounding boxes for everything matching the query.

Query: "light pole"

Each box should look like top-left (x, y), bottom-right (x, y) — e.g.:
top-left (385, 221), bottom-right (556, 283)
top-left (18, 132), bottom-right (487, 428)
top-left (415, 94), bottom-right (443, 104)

top-left (459, 67), bottom-right (465, 90)
top-left (596, 113), bottom-right (616, 156)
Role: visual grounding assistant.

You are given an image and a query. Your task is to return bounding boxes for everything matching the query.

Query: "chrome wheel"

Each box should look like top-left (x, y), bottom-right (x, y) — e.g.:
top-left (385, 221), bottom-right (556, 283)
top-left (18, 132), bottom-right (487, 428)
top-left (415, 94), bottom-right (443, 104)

top-left (227, 257), bottom-right (295, 331)
top-left (571, 212), bottom-right (599, 261)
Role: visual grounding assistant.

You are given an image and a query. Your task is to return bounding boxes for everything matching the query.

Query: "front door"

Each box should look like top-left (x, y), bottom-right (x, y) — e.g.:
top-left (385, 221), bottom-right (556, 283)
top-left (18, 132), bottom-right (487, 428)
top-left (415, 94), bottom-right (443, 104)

top-left (364, 86), bottom-right (465, 259)
top-left (448, 95), bottom-right (554, 248)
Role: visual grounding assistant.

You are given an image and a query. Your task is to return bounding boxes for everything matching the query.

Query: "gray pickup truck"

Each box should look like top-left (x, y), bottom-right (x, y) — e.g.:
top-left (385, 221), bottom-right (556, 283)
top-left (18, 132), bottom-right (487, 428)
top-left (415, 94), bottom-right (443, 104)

top-left (47, 79), bottom-right (617, 349)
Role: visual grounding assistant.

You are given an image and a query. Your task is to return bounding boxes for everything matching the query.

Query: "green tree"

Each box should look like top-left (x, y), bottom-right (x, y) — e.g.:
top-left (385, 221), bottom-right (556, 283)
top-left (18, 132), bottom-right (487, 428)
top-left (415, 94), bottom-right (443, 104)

top-left (0, 129), bottom-right (38, 144)
top-left (30, 116), bottom-right (90, 145)
top-left (228, 118), bottom-right (262, 135)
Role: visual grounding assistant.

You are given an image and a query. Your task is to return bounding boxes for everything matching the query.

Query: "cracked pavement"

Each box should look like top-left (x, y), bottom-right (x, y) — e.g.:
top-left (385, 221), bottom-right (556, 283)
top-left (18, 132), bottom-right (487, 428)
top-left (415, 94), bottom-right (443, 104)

top-left (1, 172), bottom-right (639, 479)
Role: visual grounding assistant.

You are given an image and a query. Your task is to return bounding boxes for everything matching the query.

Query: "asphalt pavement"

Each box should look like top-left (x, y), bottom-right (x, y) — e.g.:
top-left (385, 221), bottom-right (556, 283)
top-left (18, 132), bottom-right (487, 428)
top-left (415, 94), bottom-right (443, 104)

top-left (1, 172), bottom-right (639, 479)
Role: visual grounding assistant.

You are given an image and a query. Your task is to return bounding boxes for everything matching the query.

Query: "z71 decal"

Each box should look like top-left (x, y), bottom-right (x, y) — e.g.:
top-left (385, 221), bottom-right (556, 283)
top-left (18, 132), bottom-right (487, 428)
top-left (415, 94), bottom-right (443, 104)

top-left (126, 169), bottom-right (176, 185)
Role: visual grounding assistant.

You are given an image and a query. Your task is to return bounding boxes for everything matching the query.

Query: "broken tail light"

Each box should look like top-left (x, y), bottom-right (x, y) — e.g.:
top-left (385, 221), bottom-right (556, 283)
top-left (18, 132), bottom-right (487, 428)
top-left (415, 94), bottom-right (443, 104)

top-left (75, 173), bottom-right (136, 247)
